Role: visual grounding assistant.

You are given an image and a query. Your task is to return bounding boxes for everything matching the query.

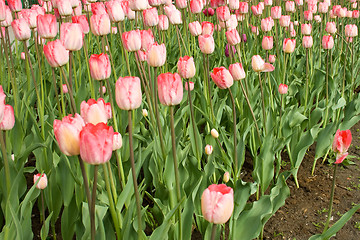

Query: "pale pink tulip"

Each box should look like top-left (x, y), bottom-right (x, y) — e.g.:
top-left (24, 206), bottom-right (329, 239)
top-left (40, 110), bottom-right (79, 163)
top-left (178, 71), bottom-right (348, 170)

top-left (211, 67), bottom-right (234, 89)
top-left (201, 21), bottom-right (214, 35)
top-left (115, 76), bottom-right (142, 110)
top-left (252, 55), bottom-right (275, 72)
top-left (158, 15), bottom-right (169, 30)
top-left (268, 54), bottom-right (276, 63)
top-left (60, 23), bottom-right (83, 51)
top-left (80, 98), bottom-right (112, 125)
top-left (43, 40), bottom-right (69, 68)
top-left (229, 62), bottom-right (245, 81)
top-left (261, 17), bottom-right (274, 32)
top-left (216, 6), bottom-right (230, 22)
top-left (105, 0), bottom-right (125, 22)
top-left (112, 132), bottom-right (122, 151)
top-left (143, 7), bottom-right (159, 27)
top-left (189, 21), bottom-right (202, 36)
top-left (57, 0), bottom-right (72, 16)
top-left (332, 129), bottom-right (352, 164)
top-left (198, 34), bottom-right (215, 54)
top-left (1, 6), bottom-right (12, 27)
top-left (345, 24), bottom-right (358, 37)
top-left (89, 53), bottom-right (111, 80)
top-left (157, 73), bottom-right (183, 106)
top-left (147, 42), bottom-right (166, 67)
top-left (285, 1), bottom-right (295, 12)
top-left (164, 4), bottom-right (182, 25)
top-left (8, 0), bottom-right (22, 12)
top-left (37, 14), bottom-right (57, 39)
top-left (176, 0), bottom-right (187, 9)
top-left (262, 36), bottom-right (273, 50)
top-left (205, 144), bottom-right (213, 155)
top-left (279, 15), bottom-right (290, 27)
top-left (229, 0), bottom-right (239, 10)
top-left (301, 23), bottom-right (312, 35)
top-left (33, 173), bottom-right (48, 189)
top-left (122, 30), bottom-right (141, 52)
top-left (20, 9), bottom-right (38, 29)
top-left (91, 2), bottom-right (107, 15)
top-left (190, 0), bottom-right (203, 14)
top-left (140, 29), bottom-right (155, 51)
top-left (90, 13), bottom-right (111, 36)
top-left (0, 105), bottom-right (14, 130)
top-left (226, 28), bottom-right (241, 46)
top-left (185, 81), bottom-right (194, 91)
top-left (304, 10), bottom-right (313, 21)
top-left (283, 38), bottom-right (296, 53)
top-left (302, 36), bottom-right (313, 48)
top-left (11, 18), bottom-right (31, 41)
top-left (322, 35), bottom-right (334, 49)
top-left (325, 22), bottom-right (336, 34)
top-left (238, 2), bottom-right (248, 14)
top-left (62, 84), bottom-right (68, 93)
top-left (129, 0), bottom-right (148, 11)
top-left (72, 15), bottom-right (90, 34)
top-left (177, 56), bottom-right (196, 79)
top-left (0, 0), bottom-right (5, 21)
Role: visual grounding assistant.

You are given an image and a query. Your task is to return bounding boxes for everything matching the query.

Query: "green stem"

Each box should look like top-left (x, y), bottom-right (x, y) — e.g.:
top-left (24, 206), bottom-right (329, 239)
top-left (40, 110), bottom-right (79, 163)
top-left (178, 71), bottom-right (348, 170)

top-left (324, 50), bottom-right (329, 127)
top-left (323, 164), bottom-right (337, 233)
top-left (117, 22), bottom-right (132, 76)
top-left (90, 165), bottom-right (98, 240)
top-left (210, 224), bottom-right (217, 240)
top-left (258, 72), bottom-right (267, 134)
top-left (83, 41), bottom-right (95, 99)
top-left (305, 49), bottom-right (309, 111)
top-left (60, 67), bottom-right (77, 114)
top-left (350, 42), bottom-right (354, 101)
top-left (0, 131), bottom-right (11, 196)
top-left (206, 54), bottom-right (216, 124)
top-left (41, 190), bottom-right (45, 225)
top-left (228, 88), bottom-right (238, 179)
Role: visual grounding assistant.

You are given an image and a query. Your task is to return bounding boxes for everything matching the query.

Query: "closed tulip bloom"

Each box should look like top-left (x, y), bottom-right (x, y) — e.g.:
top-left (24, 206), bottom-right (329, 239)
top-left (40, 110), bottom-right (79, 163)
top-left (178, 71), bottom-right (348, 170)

top-left (147, 42), bottom-right (166, 67)
top-left (332, 129), bottom-right (352, 164)
top-left (129, 0), bottom-right (148, 11)
top-left (279, 15), bottom-right (290, 27)
top-left (203, 7), bottom-right (215, 16)
top-left (239, 2), bottom-right (248, 14)
top-left (223, 14), bottom-right (237, 31)
top-left (229, 62), bottom-right (245, 81)
top-left (337, 7), bottom-right (347, 18)
top-left (43, 40), bottom-right (69, 68)
top-left (81, 98), bottom-right (112, 125)
top-left (216, 6), bottom-right (230, 22)
top-left (177, 56), bottom-right (196, 79)
top-left (190, 0), bottom-right (203, 14)
top-left (143, 7), bottom-right (159, 27)
top-left (262, 36), bottom-right (273, 50)
top-left (72, 15), bottom-right (90, 34)
top-left (0, 105), bottom-right (15, 130)
top-left (158, 15), bottom-right (169, 30)
top-left (223, 172), bottom-right (230, 183)
top-left (142, 109), bottom-right (148, 117)
top-left (157, 73), bottom-right (183, 106)
top-left (0, 6), bottom-right (12, 27)
top-left (11, 19), bottom-right (31, 41)
top-left (112, 132), bottom-right (122, 151)
top-left (60, 23), bottom-right (83, 51)
top-left (325, 22), bottom-right (336, 34)
top-left (37, 14), bottom-right (57, 39)
top-left (90, 13), bottom-right (110, 36)
top-left (261, 17), bottom-right (274, 32)
top-left (91, 2), bottom-right (107, 15)
top-left (0, 0), bottom-right (5, 21)
top-left (89, 53), bottom-right (111, 80)
top-left (211, 67), bottom-right (234, 89)
top-left (57, 0), bottom-right (72, 16)
top-left (346, 10), bottom-right (353, 18)
top-left (140, 29), bottom-right (155, 51)
top-left (20, 9), bottom-right (38, 29)
top-left (278, 83), bottom-right (288, 94)
top-left (283, 38), bottom-right (296, 53)
top-left (353, 10), bottom-right (359, 19)
top-left (8, 0), bottom-right (22, 12)
top-left (0, 86), bottom-right (4, 123)
top-left (205, 144), bottom-right (213, 155)
top-left (122, 30), bottom-right (141, 52)
top-left (105, 0), bottom-right (125, 22)
top-left (33, 173), bottom-right (47, 189)
top-left (53, 114), bottom-right (85, 156)
top-left (304, 10), bottom-right (313, 21)
top-left (226, 29), bottom-right (241, 46)
top-left (80, 123), bottom-right (114, 165)
top-left (176, 0), bottom-right (187, 9)
top-left (211, 129), bottom-right (219, 138)
top-left (185, 81), bottom-right (194, 91)
top-left (252, 55), bottom-right (275, 72)
top-left (302, 36), bottom-right (313, 48)
top-left (115, 76), bottom-right (142, 110)
top-left (314, 15), bottom-right (321, 23)
top-left (318, 2), bottom-right (329, 14)
top-left (268, 54), bottom-right (276, 63)
top-left (148, 0), bottom-right (165, 6)
top-left (199, 34), bottom-right (215, 54)
top-left (137, 50), bottom-right (147, 61)
top-left (285, 1), bottom-right (295, 12)
top-left (345, 24), bottom-right (358, 37)
top-left (201, 184), bottom-right (234, 224)
top-left (229, 0), bottom-right (239, 10)
top-left (251, 4), bottom-right (263, 16)
top-left (62, 84), bottom-right (68, 93)
top-left (201, 21), bottom-right (214, 35)
top-left (301, 24), bottom-right (312, 35)
top-left (189, 21), bottom-right (202, 36)
top-left (322, 35), bottom-right (334, 49)
top-left (121, 1), bottom-right (135, 20)
top-left (164, 4), bottom-right (182, 24)
top-left (251, 25), bottom-right (259, 35)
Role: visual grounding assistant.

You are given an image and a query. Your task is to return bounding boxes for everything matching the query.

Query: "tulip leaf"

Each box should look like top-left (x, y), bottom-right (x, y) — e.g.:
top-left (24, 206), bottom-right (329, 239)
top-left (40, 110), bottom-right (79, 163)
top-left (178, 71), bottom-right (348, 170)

top-left (40, 212), bottom-right (53, 240)
top-left (315, 123), bottom-right (336, 160)
top-left (332, 97), bottom-right (346, 110)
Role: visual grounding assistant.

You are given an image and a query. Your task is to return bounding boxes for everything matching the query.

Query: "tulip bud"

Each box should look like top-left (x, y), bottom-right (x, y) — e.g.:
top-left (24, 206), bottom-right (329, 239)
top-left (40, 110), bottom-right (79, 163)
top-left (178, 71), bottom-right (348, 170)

top-left (80, 98), bottom-right (112, 125)
top-left (229, 62), bottom-right (245, 81)
top-left (147, 42), bottom-right (167, 67)
top-left (158, 15), bottom-right (169, 31)
top-left (269, 54), bottom-right (276, 63)
top-left (278, 84), bottom-right (288, 94)
top-left (185, 81), bottom-right (195, 91)
top-left (0, 105), bottom-right (15, 130)
top-left (205, 144), bottom-right (213, 155)
top-left (322, 35), bottom-right (334, 49)
top-left (62, 84), bottom-right (68, 93)
top-left (142, 109), bottom-right (148, 117)
top-left (332, 129), bottom-right (352, 164)
top-left (34, 173), bottom-right (48, 189)
top-left (223, 172), bottom-right (230, 183)
top-left (211, 129), bottom-right (219, 138)
top-left (112, 132), bottom-right (123, 151)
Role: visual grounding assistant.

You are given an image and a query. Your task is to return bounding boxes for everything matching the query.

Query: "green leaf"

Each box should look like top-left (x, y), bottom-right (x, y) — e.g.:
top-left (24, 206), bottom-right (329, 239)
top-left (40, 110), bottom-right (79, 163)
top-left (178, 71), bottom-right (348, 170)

top-left (40, 212), bottom-right (53, 240)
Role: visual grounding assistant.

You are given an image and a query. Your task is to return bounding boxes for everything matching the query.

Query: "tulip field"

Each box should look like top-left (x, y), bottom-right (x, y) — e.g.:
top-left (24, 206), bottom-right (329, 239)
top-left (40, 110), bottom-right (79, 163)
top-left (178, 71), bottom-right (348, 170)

top-left (1, 0), bottom-right (360, 239)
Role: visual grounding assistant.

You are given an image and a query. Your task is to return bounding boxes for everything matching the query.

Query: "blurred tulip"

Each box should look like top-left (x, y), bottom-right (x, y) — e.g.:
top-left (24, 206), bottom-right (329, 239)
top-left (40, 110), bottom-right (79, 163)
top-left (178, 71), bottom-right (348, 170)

top-left (279, 15), bottom-right (290, 27)
top-left (90, 13), bottom-right (111, 36)
top-left (251, 4), bottom-right (263, 16)
top-left (278, 84), bottom-right (288, 94)
top-left (62, 84), bottom-right (68, 93)
top-left (0, 86), bottom-right (4, 123)
top-left (185, 81), bottom-right (194, 91)
top-left (57, 0), bottom-right (72, 16)
top-left (314, 15), bottom-right (321, 23)
top-left (223, 172), bottom-right (230, 183)
top-left (203, 8), bottom-right (215, 16)
top-left (252, 55), bottom-right (275, 72)
top-left (269, 54), bottom-right (276, 63)
top-left (20, 9), bottom-right (38, 29)
top-left (251, 25), bottom-right (259, 35)
top-left (190, 0), bottom-right (203, 14)
top-left (211, 129), bottom-right (219, 138)
top-left (33, 173), bottom-right (48, 189)
top-left (11, 18), bottom-right (31, 41)
top-left (353, 10), bottom-right (359, 18)
top-left (301, 23), bottom-right (312, 35)
top-left (189, 21), bottom-right (202, 36)
top-left (105, 0), bottom-right (125, 22)
top-left (261, 17), bottom-right (274, 32)
top-left (115, 76), bottom-right (142, 110)
top-left (0, 0), bottom-right (5, 21)
top-left (322, 35), bottom-right (334, 49)
top-left (201, 21), bottom-right (214, 35)
top-left (283, 38), bottom-right (296, 53)
top-left (229, 62), bottom-right (245, 81)
top-left (122, 30), bottom-right (141, 52)
top-left (157, 73), bottom-right (183, 106)
top-left (91, 2), bottom-right (107, 15)
top-left (140, 29), bottom-right (155, 51)
top-left (43, 40), bottom-right (69, 68)
top-left (164, 4), bottom-right (182, 24)
top-left (72, 15), bottom-right (90, 34)
top-left (345, 24), bottom-right (358, 37)
top-left (158, 15), bottom-right (169, 30)
top-left (0, 105), bottom-right (15, 130)
top-left (332, 129), bottom-right (352, 164)
top-left (285, 1), bottom-right (295, 13)
top-left (176, 0), bottom-right (187, 9)
top-left (142, 109), bottom-right (148, 117)
top-left (205, 144), bottom-right (213, 155)
top-left (1, 6), bottom-right (12, 27)
top-left (143, 7), bottom-right (159, 27)
top-left (147, 42), bottom-right (166, 67)
top-left (89, 53), bottom-right (111, 80)
top-left (302, 36), bottom-right (313, 48)
top-left (238, 2), bottom-right (248, 14)
top-left (177, 56), bottom-right (196, 79)
top-left (199, 34), bottom-right (215, 54)
top-left (8, 0), bottom-right (22, 12)
top-left (211, 67), bottom-right (234, 89)
top-left (216, 6), bottom-right (230, 21)
top-left (201, 184), bottom-right (234, 224)
top-left (37, 14), bottom-right (57, 39)
top-left (112, 132), bottom-right (122, 151)
top-left (226, 29), bottom-right (241, 46)
top-left (325, 22), bottom-right (336, 34)
top-left (262, 36), bottom-right (273, 50)
top-left (129, 0), bottom-right (148, 11)
top-left (60, 23), bottom-right (83, 51)
top-left (80, 98), bottom-right (112, 125)
top-left (304, 10), bottom-right (313, 21)
top-left (229, 0), bottom-right (239, 10)
top-left (21, 52), bottom-right (25, 60)
top-left (318, 2), bottom-right (329, 14)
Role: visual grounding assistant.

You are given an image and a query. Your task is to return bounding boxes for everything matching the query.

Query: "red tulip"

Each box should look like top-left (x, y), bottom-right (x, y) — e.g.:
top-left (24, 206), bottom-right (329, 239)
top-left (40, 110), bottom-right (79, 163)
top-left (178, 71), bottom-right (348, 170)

top-left (229, 62), bottom-right (245, 80)
top-left (157, 73), bottom-right (183, 106)
top-left (80, 98), bottom-right (112, 125)
top-left (72, 15), bottom-right (90, 34)
top-left (60, 23), bottom-right (83, 51)
top-left (146, 42), bottom-right (166, 67)
top-left (278, 84), bottom-right (288, 94)
top-left (115, 76), bottom-right (142, 110)
top-left (0, 105), bottom-right (14, 130)
top-left (211, 67), bottom-right (234, 89)
top-left (8, 0), bottom-right (22, 12)
top-left (105, 0), bottom-right (125, 22)
top-left (201, 184), bottom-right (234, 224)
top-left (226, 29), bottom-right (241, 46)
top-left (33, 173), bottom-right (48, 189)
top-left (198, 34), bottom-right (215, 54)
top-left (177, 56), bottom-right (196, 79)
top-left (189, 21), bottom-right (202, 36)
top-left (90, 13), bottom-right (111, 36)
top-left (89, 53), bottom-right (111, 80)
top-left (37, 14), bottom-right (57, 39)
top-left (143, 7), bottom-right (159, 27)
top-left (43, 40), bottom-right (69, 68)
top-left (322, 35), bottom-right (334, 49)
top-left (80, 123), bottom-right (114, 165)
top-left (122, 30), bottom-right (141, 52)
top-left (11, 18), bottom-right (31, 41)
top-left (332, 129), bottom-right (352, 164)
top-left (53, 114), bottom-right (85, 156)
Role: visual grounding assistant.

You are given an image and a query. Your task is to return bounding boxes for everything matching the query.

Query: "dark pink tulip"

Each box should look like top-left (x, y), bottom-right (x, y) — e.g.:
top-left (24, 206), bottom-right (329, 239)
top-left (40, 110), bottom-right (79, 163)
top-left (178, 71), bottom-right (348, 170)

top-left (80, 123), bottom-right (114, 165)
top-left (91, 2), bottom-right (107, 15)
top-left (43, 40), bottom-right (69, 68)
top-left (72, 15), bottom-right (90, 34)
top-left (37, 14), bottom-right (57, 39)
top-left (143, 7), bottom-right (159, 27)
top-left (53, 114), bottom-right (85, 156)
top-left (80, 98), bottom-right (112, 125)
top-left (90, 13), bottom-right (111, 36)
top-left (278, 83), bottom-right (288, 94)
top-left (89, 53), bottom-right (111, 80)
top-left (8, 0), bottom-right (22, 12)
top-left (158, 15), bottom-right (169, 30)
top-left (60, 23), bottom-right (83, 51)
top-left (332, 129), bottom-right (352, 164)
top-left (177, 56), bottom-right (196, 79)
top-left (190, 0), bottom-right (204, 14)
top-left (105, 0), bottom-right (125, 22)
top-left (157, 73), bottom-right (183, 106)
top-left (211, 67), bottom-right (234, 89)
top-left (11, 18), bottom-right (31, 41)
top-left (146, 42), bottom-right (166, 67)
top-left (322, 35), bottom-right (334, 49)
top-left (229, 62), bottom-right (245, 80)
top-left (20, 9), bottom-right (38, 29)
top-left (115, 76), bottom-right (142, 110)
top-left (203, 8), bottom-right (215, 16)
top-left (0, 105), bottom-right (14, 130)
top-left (199, 34), bottom-right (215, 54)
top-left (226, 28), bottom-right (241, 46)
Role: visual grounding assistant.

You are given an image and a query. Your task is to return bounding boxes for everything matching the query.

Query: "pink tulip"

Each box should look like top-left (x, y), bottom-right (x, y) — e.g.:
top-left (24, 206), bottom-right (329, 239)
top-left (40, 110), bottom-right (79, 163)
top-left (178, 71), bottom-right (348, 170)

top-left (115, 76), bottom-right (142, 110)
top-left (285, 1), bottom-right (295, 13)
top-left (185, 81), bottom-right (194, 91)
top-left (304, 10), bottom-right (313, 21)
top-left (21, 52), bottom-right (25, 60)
top-left (148, 0), bottom-right (165, 7)
top-left (353, 10), bottom-right (359, 19)
top-left (177, 56), bottom-right (196, 79)
top-left (301, 23), bottom-right (312, 35)
top-left (201, 21), bottom-right (214, 35)
top-left (262, 36), bottom-right (273, 50)
top-left (0, 86), bottom-right (5, 123)
top-left (198, 34), bottom-right (215, 54)
top-left (157, 73), bottom-right (183, 106)
top-left (226, 29), bottom-right (241, 46)
top-left (189, 21), bottom-right (202, 36)
top-left (158, 15), bottom-right (169, 30)
top-left (147, 42), bottom-right (166, 67)
top-left (8, 0), bottom-right (22, 12)
top-left (53, 114), bottom-right (85, 156)
top-left (120, 1), bottom-right (135, 20)
top-left (229, 0), bottom-right (239, 10)
top-left (0, 0), bottom-right (5, 21)
top-left (302, 36), bottom-right (313, 48)
top-left (129, 0), bottom-right (148, 11)
top-left (279, 15), bottom-right (290, 27)
top-left (89, 53), bottom-right (111, 80)
top-left (0, 6), bottom-right (12, 27)
top-left (203, 8), bottom-right (215, 16)
top-left (176, 0), bottom-right (187, 9)
top-left (322, 35), bottom-right (334, 49)
top-left (91, 2), bottom-right (107, 15)
top-left (37, 14), bottom-right (57, 39)
top-left (72, 15), bottom-right (90, 34)
top-left (251, 55), bottom-right (275, 72)
top-left (143, 7), bottom-right (159, 27)
top-left (210, 0), bottom-right (226, 8)
top-left (261, 17), bottom-right (274, 32)
top-left (201, 184), bottom-right (234, 224)
top-left (211, 67), bottom-right (234, 89)
top-left (345, 24), bottom-right (358, 37)
top-left (229, 62), bottom-right (245, 81)
top-left (205, 144), bottom-right (213, 155)
top-left (140, 29), bottom-right (155, 51)
top-left (136, 50), bottom-right (147, 61)
top-left (278, 84), bottom-right (288, 94)
top-left (308, 3), bottom-right (317, 14)
top-left (283, 38), bottom-right (296, 53)
top-left (314, 15), bottom-right (321, 23)
top-left (268, 54), bottom-right (276, 63)
top-left (90, 13), bottom-right (111, 36)
top-left (105, 0), bottom-right (125, 22)
top-left (0, 105), bottom-right (14, 130)
top-left (251, 4), bottom-right (263, 16)
top-left (43, 40), bottom-right (69, 68)
top-left (325, 22), bottom-right (336, 34)
top-left (332, 129), bottom-right (352, 164)
top-left (122, 30), bottom-right (141, 52)
top-left (57, 0), bottom-right (73, 16)
top-left (295, 0), bottom-right (303, 6)
top-left (11, 18), bottom-right (31, 41)
top-left (33, 173), bottom-right (48, 189)
top-left (81, 98), bottom-right (112, 125)
top-left (318, 2), bottom-right (329, 14)
top-left (20, 9), bottom-right (38, 29)
top-left (112, 132), bottom-right (123, 151)
top-left (190, 0), bottom-right (203, 14)
top-left (164, 4), bottom-right (182, 25)
top-left (251, 25), bottom-right (259, 35)
top-left (60, 23), bottom-right (83, 51)
top-left (62, 84), bottom-right (68, 93)
top-left (80, 122), bottom-right (114, 165)
top-left (216, 6), bottom-right (230, 22)
top-left (239, 2), bottom-right (248, 14)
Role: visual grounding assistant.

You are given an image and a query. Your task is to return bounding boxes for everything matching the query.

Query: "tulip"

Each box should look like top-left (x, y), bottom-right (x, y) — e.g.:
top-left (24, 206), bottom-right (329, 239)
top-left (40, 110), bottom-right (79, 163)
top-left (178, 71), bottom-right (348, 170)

top-left (269, 54), bottom-right (276, 63)
top-left (112, 132), bottom-right (123, 151)
top-left (158, 15), bottom-right (169, 30)
top-left (318, 2), bottom-right (329, 14)
top-left (176, 0), bottom-right (187, 9)
top-left (0, 0), bottom-right (5, 21)
top-left (157, 73), bottom-right (183, 106)
top-left (210, 67), bottom-right (234, 89)
top-left (33, 173), bottom-right (48, 189)
top-left (225, 29), bottom-right (241, 46)
top-left (89, 53), bottom-right (111, 81)
top-left (90, 13), bottom-right (111, 36)
top-left (345, 24), bottom-right (358, 37)
top-left (278, 84), bottom-right (288, 94)
top-left (142, 109), bottom-right (148, 117)
top-left (147, 42), bottom-right (166, 67)
top-left (251, 55), bottom-right (275, 72)
top-left (198, 34), bottom-right (215, 54)
top-left (211, 128), bottom-right (219, 138)
top-left (301, 24), bottom-right (312, 35)
top-left (251, 25), bottom-right (259, 35)
top-left (62, 84), bottom-right (68, 93)
top-left (21, 52), bottom-right (25, 60)
top-left (314, 15), bottom-right (321, 23)
top-left (251, 4), bottom-right (263, 16)
top-left (121, 1), bottom-right (135, 20)
top-left (57, 0), bottom-right (73, 16)
top-left (43, 40), bottom-right (69, 68)
top-left (262, 36), bottom-right (273, 50)
top-left (283, 38), bottom-right (296, 53)
top-left (295, 0), bottom-right (303, 6)
top-left (225, 44), bottom-right (236, 57)
top-left (353, 10), bottom-right (359, 19)
top-left (304, 10), bottom-right (313, 21)
top-left (216, 6), bottom-right (230, 22)
top-left (140, 29), bottom-right (155, 51)
top-left (185, 81), bottom-right (194, 91)
top-left (205, 144), bottom-right (213, 155)
top-left (201, 184), bottom-right (234, 224)
top-left (279, 15), bottom-right (290, 27)
top-left (11, 18), bottom-right (31, 41)
top-left (8, 0), bottom-right (22, 12)
top-left (20, 9), bottom-right (38, 29)
top-left (37, 14), bottom-right (57, 39)
top-left (122, 30), bottom-right (141, 52)
top-left (105, 0), bottom-right (125, 22)
top-left (302, 36), bottom-right (313, 48)
top-left (129, 0), bottom-right (148, 11)
top-left (60, 23), bottom-right (83, 51)
top-left (164, 4), bottom-right (182, 25)
top-left (189, 21), bottom-right (202, 36)
top-left (53, 114), bottom-right (85, 156)
top-left (203, 8), bottom-right (215, 16)
top-left (72, 15), bottom-right (90, 34)
top-left (80, 123), bottom-right (114, 165)
top-left (177, 56), bottom-right (196, 79)
top-left (0, 105), bottom-right (15, 130)
top-left (80, 98), bottom-right (112, 125)
top-left (322, 35), bottom-right (334, 49)
top-left (137, 50), bottom-right (147, 61)
top-left (229, 62), bottom-right (245, 80)
top-left (325, 22), bottom-right (336, 34)
top-left (190, 0), bottom-right (203, 14)
top-left (229, 0), bottom-right (239, 10)
top-left (143, 7), bottom-right (159, 27)
top-left (285, 1), bottom-right (295, 13)
top-left (201, 21), bottom-right (214, 35)
top-left (223, 172), bottom-right (230, 183)
top-left (115, 76), bottom-right (142, 110)
top-left (91, 2), bottom-right (107, 15)
top-left (332, 129), bottom-right (352, 164)
top-left (238, 2), bottom-right (248, 13)
top-left (261, 17), bottom-right (274, 32)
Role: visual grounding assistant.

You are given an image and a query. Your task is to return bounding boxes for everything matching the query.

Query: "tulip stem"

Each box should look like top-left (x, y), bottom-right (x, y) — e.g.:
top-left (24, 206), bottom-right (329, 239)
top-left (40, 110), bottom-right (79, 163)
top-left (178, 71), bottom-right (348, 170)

top-left (175, 25), bottom-right (183, 57)
top-left (60, 67), bottom-right (77, 114)
top-left (258, 72), bottom-right (267, 135)
top-left (117, 22), bottom-right (132, 76)
top-left (170, 106), bottom-right (182, 240)
top-left (128, 110), bottom-right (143, 238)
top-left (206, 54), bottom-right (216, 124)
top-left (90, 165), bottom-right (98, 240)
top-left (350, 42), bottom-right (354, 101)
top-left (305, 49), bottom-right (309, 112)
top-left (210, 224), bottom-right (217, 240)
top-left (41, 190), bottom-right (45, 225)
top-left (83, 41), bottom-right (95, 99)
top-left (0, 130), bottom-right (11, 197)
top-left (228, 89), bottom-right (238, 179)
top-left (324, 50), bottom-right (330, 128)
top-left (51, 68), bottom-right (63, 118)
top-left (78, 157), bottom-right (92, 209)
top-left (323, 164), bottom-right (337, 233)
